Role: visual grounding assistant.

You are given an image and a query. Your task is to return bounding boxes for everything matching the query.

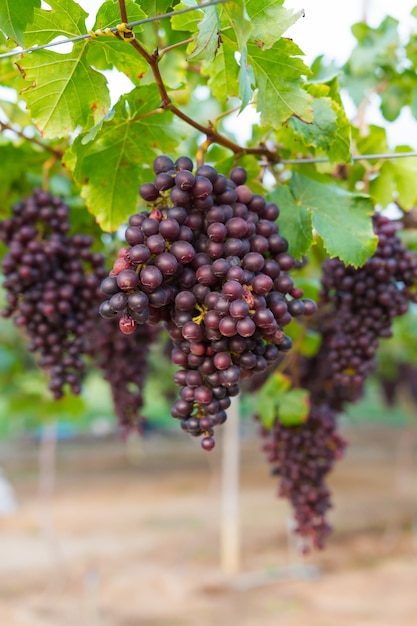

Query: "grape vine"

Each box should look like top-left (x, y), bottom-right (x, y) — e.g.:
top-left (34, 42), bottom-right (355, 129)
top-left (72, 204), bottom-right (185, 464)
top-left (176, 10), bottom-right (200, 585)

top-left (1, 0), bottom-right (417, 555)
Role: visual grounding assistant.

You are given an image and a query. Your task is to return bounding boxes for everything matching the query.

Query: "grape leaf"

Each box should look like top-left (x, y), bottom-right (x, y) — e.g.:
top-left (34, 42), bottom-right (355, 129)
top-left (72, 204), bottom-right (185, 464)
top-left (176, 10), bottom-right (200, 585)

top-left (138, 0), bottom-right (172, 15)
top-left (246, 0), bottom-right (304, 50)
top-left (246, 39), bottom-right (313, 127)
top-left (188, 5), bottom-right (220, 62)
top-left (0, 0), bottom-right (40, 45)
top-left (65, 86), bottom-right (179, 232)
top-left (290, 96), bottom-right (351, 163)
top-left (93, 0), bottom-right (146, 32)
top-left (18, 0), bottom-right (110, 138)
top-left (278, 389), bottom-right (310, 426)
top-left (202, 34), bottom-right (239, 101)
top-left (257, 372), bottom-right (309, 428)
top-left (86, 0), bottom-right (148, 85)
top-left (370, 164), bottom-right (395, 208)
top-left (171, 1), bottom-right (201, 32)
top-left (223, 1), bottom-right (252, 49)
top-left (373, 148), bottom-right (417, 210)
top-left (269, 184), bottom-right (314, 258)
top-left (270, 173), bottom-right (377, 266)
top-left (0, 143), bottom-right (47, 212)
top-left (257, 372), bottom-right (290, 428)
top-left (18, 47), bottom-right (110, 138)
top-left (23, 0), bottom-right (87, 47)
top-left (238, 46), bottom-right (255, 110)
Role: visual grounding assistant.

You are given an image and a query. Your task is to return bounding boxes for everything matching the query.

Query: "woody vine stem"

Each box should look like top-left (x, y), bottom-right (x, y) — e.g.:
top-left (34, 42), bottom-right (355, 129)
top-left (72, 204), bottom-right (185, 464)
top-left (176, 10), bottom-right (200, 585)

top-left (117, 0), bottom-right (280, 166)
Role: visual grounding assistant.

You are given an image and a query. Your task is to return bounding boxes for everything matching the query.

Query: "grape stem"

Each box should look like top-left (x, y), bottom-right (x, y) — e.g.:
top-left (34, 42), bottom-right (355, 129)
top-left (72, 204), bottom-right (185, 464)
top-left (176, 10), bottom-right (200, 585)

top-left (158, 38), bottom-right (195, 59)
top-left (118, 0), bottom-right (281, 164)
top-left (118, 0), bottom-right (128, 25)
top-left (0, 122), bottom-right (63, 158)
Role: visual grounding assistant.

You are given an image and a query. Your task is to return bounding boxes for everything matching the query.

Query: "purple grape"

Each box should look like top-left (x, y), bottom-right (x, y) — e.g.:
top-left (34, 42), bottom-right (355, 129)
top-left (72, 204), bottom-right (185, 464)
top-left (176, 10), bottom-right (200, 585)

top-left (153, 155), bottom-right (175, 174)
top-left (125, 226), bottom-right (145, 246)
top-left (139, 182), bottom-right (159, 201)
top-left (192, 176), bottom-right (213, 199)
top-left (117, 269), bottom-right (139, 291)
top-left (175, 156), bottom-right (194, 171)
top-left (229, 166), bottom-right (247, 185)
top-left (140, 266), bottom-right (163, 290)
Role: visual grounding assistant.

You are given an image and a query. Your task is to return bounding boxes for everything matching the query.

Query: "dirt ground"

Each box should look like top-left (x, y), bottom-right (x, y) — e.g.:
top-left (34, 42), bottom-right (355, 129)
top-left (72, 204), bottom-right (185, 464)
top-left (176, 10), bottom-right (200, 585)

top-left (0, 422), bottom-right (417, 626)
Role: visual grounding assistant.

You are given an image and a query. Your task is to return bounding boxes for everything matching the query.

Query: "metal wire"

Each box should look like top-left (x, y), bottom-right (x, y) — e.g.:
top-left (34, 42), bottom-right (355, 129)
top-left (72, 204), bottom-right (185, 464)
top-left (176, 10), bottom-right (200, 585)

top-left (0, 0), bottom-right (229, 60)
top-left (281, 151), bottom-right (417, 165)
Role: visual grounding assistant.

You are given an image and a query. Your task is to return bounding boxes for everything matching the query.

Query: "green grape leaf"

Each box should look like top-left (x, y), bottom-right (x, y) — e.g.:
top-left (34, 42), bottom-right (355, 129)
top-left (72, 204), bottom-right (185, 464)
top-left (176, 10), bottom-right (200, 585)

top-left (257, 372), bottom-right (309, 428)
top-left (202, 34), bottom-right (239, 101)
top-left (65, 86), bottom-right (178, 232)
top-left (238, 45), bottom-right (255, 110)
top-left (370, 164), bottom-right (395, 208)
top-left (0, 143), bottom-right (47, 212)
top-left (349, 16), bottom-right (399, 75)
top-left (290, 96), bottom-right (351, 163)
top-left (93, 0), bottom-right (146, 33)
top-left (374, 148), bottom-right (417, 210)
top-left (23, 0), bottom-right (87, 47)
top-left (188, 5), bottom-right (220, 62)
top-left (18, 0), bottom-right (110, 137)
top-left (285, 320), bottom-right (322, 358)
top-left (247, 38), bottom-right (313, 127)
top-left (171, 1), bottom-right (201, 32)
top-left (86, 0), bottom-right (148, 85)
top-left (278, 388), bottom-right (310, 426)
top-left (344, 17), bottom-right (400, 106)
top-left (269, 184), bottom-right (314, 258)
top-left (270, 173), bottom-right (377, 266)
top-left (138, 0), bottom-right (172, 14)
top-left (223, 1), bottom-right (252, 49)
top-left (0, 0), bottom-right (40, 45)
top-left (257, 372), bottom-right (291, 429)
top-left (355, 124), bottom-right (388, 157)
top-left (246, 0), bottom-right (304, 49)
top-left (380, 83), bottom-right (408, 122)
top-left (18, 47), bottom-right (110, 138)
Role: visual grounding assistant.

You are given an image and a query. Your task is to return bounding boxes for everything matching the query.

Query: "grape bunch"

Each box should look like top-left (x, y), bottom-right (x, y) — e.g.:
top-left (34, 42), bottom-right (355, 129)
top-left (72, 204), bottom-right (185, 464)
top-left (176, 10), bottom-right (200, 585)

top-left (0, 189), bottom-right (106, 399)
top-left (88, 316), bottom-right (159, 435)
top-left (260, 404), bottom-right (346, 550)
top-left (100, 155), bottom-right (315, 450)
top-left (258, 213), bottom-right (417, 548)
top-left (302, 214), bottom-right (417, 410)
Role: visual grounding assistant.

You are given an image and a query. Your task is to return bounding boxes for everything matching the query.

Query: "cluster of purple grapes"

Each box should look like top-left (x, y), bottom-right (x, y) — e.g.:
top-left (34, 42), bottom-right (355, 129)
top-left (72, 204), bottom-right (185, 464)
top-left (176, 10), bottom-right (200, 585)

top-left (302, 214), bottom-right (417, 410)
top-left (260, 213), bottom-right (417, 548)
top-left (0, 190), bottom-right (106, 399)
top-left (260, 404), bottom-right (346, 550)
top-left (88, 317), bottom-right (159, 435)
top-left (99, 155), bottom-right (316, 450)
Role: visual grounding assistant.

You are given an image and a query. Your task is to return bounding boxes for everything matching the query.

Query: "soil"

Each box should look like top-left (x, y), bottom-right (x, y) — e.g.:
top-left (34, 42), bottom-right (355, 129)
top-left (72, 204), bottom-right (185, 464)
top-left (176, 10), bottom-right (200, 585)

top-left (0, 422), bottom-right (416, 626)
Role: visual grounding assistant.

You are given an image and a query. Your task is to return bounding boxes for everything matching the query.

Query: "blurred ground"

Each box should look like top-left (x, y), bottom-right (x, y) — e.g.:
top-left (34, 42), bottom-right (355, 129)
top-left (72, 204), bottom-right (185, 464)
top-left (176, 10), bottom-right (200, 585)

top-left (0, 422), bottom-right (416, 626)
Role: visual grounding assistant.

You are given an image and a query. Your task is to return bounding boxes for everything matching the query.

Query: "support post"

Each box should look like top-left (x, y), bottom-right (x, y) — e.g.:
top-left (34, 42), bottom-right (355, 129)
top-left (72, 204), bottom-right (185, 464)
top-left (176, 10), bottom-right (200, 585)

top-left (220, 394), bottom-right (240, 576)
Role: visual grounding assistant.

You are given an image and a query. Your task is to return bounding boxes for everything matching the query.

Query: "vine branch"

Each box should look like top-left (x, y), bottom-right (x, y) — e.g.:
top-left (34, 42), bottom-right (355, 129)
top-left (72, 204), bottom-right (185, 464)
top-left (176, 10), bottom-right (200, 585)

top-left (125, 34), bottom-right (280, 164)
top-left (118, 0), bottom-right (128, 26)
top-left (0, 122), bottom-right (63, 158)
